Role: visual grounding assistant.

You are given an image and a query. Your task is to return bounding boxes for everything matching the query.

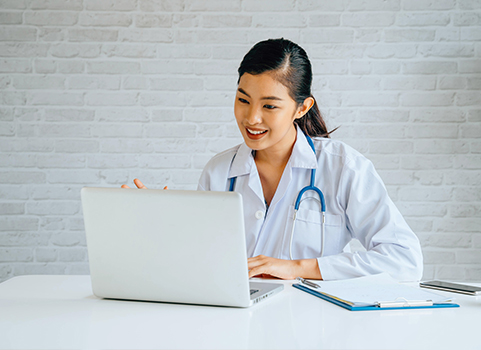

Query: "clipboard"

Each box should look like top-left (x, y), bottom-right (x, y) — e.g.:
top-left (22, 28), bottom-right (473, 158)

top-left (293, 274), bottom-right (460, 311)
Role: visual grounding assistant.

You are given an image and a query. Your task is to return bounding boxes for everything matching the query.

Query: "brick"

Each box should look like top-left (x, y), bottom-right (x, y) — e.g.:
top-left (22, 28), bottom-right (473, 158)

top-left (468, 110), bottom-right (481, 122)
top-left (39, 217), bottom-right (69, 231)
top-left (0, 217), bottom-right (38, 231)
top-left (383, 77), bottom-right (436, 90)
top-left (91, 124), bottom-right (143, 138)
top-left (460, 123), bottom-right (481, 138)
top-left (0, 248), bottom-right (33, 262)
top-left (403, 0), bottom-right (456, 10)
top-left (58, 60), bottom-right (84, 73)
top-left (0, 202), bottom-right (25, 215)
top-left (0, 59), bottom-right (31, 73)
top-left (152, 109), bottom-right (182, 122)
top-left (401, 155), bottom-right (454, 170)
top-left (355, 29), bottom-right (382, 43)
top-left (37, 124), bottom-right (90, 137)
top-left (350, 61), bottom-right (400, 74)
top-left (474, 234), bottom-right (481, 248)
top-left (343, 92), bottom-right (399, 107)
top-left (459, 0), bottom-right (481, 9)
top-left (466, 267), bottom-right (481, 281)
top-left (37, 154), bottom-right (86, 168)
top-left (423, 250), bottom-right (455, 264)
top-left (25, 11), bottom-right (78, 26)
top-left (460, 60), bottom-right (481, 73)
top-left (68, 76), bottom-right (120, 90)
top-left (68, 29), bottom-right (118, 42)
top-left (0, 43), bottom-right (49, 57)
top-left (85, 0), bottom-right (137, 11)
top-left (140, 0), bottom-right (186, 12)
top-left (0, 107), bottom-right (12, 121)
top-left (145, 123), bottom-right (196, 138)
top-left (140, 92), bottom-right (188, 107)
top-left (467, 77), bottom-right (481, 89)
top-left (453, 12), bottom-right (481, 26)
top-left (205, 14), bottom-right (252, 28)
top-left (39, 28), bottom-right (64, 42)
top-left (413, 171), bottom-right (444, 185)
top-left (35, 248), bottom-right (58, 262)
top-left (0, 12), bottom-right (22, 24)
top-left (370, 141), bottom-right (413, 154)
top-left (461, 27), bottom-right (481, 41)
top-left (34, 59), bottom-right (56, 73)
top-left (411, 109), bottom-right (465, 123)
top-left (50, 231), bottom-right (85, 247)
top-left (153, 139), bottom-right (207, 153)
top-left (59, 248), bottom-right (86, 262)
top-left (454, 187), bottom-right (481, 201)
top-left (101, 44), bottom-right (157, 58)
top-left (135, 14), bottom-right (172, 28)
top-left (26, 201), bottom-right (79, 215)
top-left (0, 171), bottom-right (46, 184)
top-left (397, 12), bottom-right (450, 26)
top-left (85, 92), bottom-right (137, 106)
top-left (30, 0), bottom-right (83, 10)
top-left (45, 109), bottom-right (94, 122)
top-left (172, 14), bottom-right (200, 27)
top-left (385, 29), bottom-right (435, 42)
top-left (418, 44), bottom-right (474, 58)
top-left (405, 218), bottom-right (433, 232)
top-left (457, 92), bottom-right (481, 106)
top-left (302, 29), bottom-right (354, 43)
top-left (0, 0), bottom-right (27, 9)
top-left (119, 29), bottom-right (173, 43)
top-left (377, 170), bottom-right (414, 185)
top-left (425, 233), bottom-right (471, 248)
top-left (401, 92), bottom-right (455, 106)
top-left (0, 122), bottom-right (14, 136)
top-left (0, 27), bottom-right (36, 41)
top-left (204, 76), bottom-right (238, 91)
top-left (50, 44), bottom-right (101, 58)
top-left (150, 77), bottom-right (203, 91)
top-left (242, 0), bottom-right (294, 11)
top-left (342, 13), bottom-right (395, 26)
top-left (79, 13), bottom-right (132, 27)
top-left (454, 155), bottom-right (481, 169)
top-left (100, 139), bottom-right (154, 153)
top-left (298, 0), bottom-right (346, 11)
top-left (450, 204), bottom-right (481, 218)
top-left (436, 28), bottom-right (461, 41)
top-left (100, 169), bottom-right (130, 184)
top-left (87, 61), bottom-right (140, 74)
top-left (184, 108), bottom-right (232, 122)
top-left (87, 155), bottom-right (138, 168)
top-left (307, 14), bottom-right (341, 27)
top-left (138, 155), bottom-right (191, 168)
top-left (0, 153), bottom-right (36, 167)
top-left (255, 13), bottom-right (308, 28)
top-left (414, 140), bottom-right (469, 154)
top-left (14, 263), bottom-right (67, 276)
top-left (0, 139), bottom-right (54, 152)
top-left (97, 109), bottom-right (149, 122)
top-left (122, 76), bottom-right (148, 89)
top-left (403, 61), bottom-right (457, 74)
top-left (446, 171), bottom-right (481, 186)
top-left (434, 218), bottom-right (481, 232)
top-left (48, 170), bottom-right (100, 184)
top-left (30, 185), bottom-right (82, 200)
top-left (439, 76), bottom-right (466, 90)
top-left (347, 0), bottom-right (401, 10)
top-left (328, 77), bottom-right (380, 91)
top-left (13, 75), bottom-right (65, 89)
top-left (408, 124), bottom-right (458, 138)
top-left (365, 44), bottom-right (416, 59)
top-left (28, 92), bottom-right (83, 106)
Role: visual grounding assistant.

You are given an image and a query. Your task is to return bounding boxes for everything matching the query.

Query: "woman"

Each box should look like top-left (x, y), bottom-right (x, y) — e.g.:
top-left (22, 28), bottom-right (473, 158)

top-left (124, 38), bottom-right (423, 281)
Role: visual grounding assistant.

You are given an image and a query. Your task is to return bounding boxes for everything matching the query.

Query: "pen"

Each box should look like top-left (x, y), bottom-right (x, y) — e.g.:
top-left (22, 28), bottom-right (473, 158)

top-left (296, 277), bottom-right (321, 289)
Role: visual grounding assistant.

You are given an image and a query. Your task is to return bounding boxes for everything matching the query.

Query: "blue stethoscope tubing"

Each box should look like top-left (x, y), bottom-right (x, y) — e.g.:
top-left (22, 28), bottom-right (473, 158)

top-left (229, 133), bottom-right (326, 260)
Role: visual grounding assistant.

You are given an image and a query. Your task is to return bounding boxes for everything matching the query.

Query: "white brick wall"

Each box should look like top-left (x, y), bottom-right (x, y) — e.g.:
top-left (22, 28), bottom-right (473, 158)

top-left (0, 0), bottom-right (480, 282)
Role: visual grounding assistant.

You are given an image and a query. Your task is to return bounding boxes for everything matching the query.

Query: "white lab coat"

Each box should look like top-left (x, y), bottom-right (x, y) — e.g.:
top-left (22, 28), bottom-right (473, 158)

top-left (198, 126), bottom-right (423, 281)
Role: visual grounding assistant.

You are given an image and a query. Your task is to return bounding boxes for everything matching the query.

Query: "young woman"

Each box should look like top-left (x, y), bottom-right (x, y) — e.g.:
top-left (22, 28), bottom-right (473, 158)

top-left (124, 38), bottom-right (423, 281)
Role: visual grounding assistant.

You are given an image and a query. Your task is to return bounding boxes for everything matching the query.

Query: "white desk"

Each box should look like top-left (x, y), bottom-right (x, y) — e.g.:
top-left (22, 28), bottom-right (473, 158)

top-left (0, 275), bottom-right (480, 349)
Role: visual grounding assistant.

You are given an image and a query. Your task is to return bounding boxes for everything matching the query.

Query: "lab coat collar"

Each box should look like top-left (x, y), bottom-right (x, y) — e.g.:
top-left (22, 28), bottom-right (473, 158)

top-left (289, 125), bottom-right (318, 170)
top-left (228, 125), bottom-right (318, 179)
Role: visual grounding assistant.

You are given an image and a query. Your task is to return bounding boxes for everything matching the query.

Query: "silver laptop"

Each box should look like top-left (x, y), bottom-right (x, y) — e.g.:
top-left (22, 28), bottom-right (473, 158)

top-left (81, 187), bottom-right (283, 307)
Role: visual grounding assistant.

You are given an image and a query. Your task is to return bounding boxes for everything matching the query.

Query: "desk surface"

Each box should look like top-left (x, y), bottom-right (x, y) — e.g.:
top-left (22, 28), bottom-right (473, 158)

top-left (0, 275), bottom-right (480, 350)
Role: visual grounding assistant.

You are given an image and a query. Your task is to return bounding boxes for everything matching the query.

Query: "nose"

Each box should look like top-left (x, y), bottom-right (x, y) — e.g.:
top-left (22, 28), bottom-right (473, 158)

top-left (245, 106), bottom-right (262, 125)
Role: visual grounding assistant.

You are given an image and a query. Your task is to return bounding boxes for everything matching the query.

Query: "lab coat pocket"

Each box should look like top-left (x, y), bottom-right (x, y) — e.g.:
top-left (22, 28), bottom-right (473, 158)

top-left (283, 205), bottom-right (342, 259)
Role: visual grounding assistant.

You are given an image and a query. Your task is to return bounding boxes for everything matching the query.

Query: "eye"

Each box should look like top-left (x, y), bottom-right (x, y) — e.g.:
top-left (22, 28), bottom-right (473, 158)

top-left (264, 104), bottom-right (277, 110)
top-left (238, 98), bottom-right (249, 104)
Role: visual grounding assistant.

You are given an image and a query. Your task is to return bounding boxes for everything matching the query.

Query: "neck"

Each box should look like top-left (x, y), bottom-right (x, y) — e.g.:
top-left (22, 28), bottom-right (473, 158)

top-left (255, 126), bottom-right (297, 168)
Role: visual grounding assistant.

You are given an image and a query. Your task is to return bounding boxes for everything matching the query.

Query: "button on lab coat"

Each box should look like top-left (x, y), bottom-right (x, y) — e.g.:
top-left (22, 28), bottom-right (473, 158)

top-left (198, 127), bottom-right (423, 281)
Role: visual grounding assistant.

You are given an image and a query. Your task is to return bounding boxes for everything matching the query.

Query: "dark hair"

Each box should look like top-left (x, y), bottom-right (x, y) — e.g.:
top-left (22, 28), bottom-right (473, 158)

top-left (237, 38), bottom-right (335, 138)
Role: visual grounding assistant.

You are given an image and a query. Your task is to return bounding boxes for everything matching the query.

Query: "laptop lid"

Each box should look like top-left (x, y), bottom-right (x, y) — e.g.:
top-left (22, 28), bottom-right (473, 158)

top-left (81, 187), bottom-right (253, 307)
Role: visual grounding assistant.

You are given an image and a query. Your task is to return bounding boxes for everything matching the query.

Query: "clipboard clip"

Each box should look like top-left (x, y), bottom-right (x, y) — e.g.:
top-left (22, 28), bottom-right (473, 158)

top-left (376, 298), bottom-right (434, 308)
top-left (296, 277), bottom-right (321, 290)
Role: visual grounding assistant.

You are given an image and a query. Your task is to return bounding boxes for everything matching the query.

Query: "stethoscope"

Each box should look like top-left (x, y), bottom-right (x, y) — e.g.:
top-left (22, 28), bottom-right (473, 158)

top-left (228, 132), bottom-right (326, 260)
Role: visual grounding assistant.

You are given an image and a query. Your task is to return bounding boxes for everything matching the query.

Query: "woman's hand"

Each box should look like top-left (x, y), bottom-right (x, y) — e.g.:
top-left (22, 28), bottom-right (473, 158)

top-left (247, 255), bottom-right (322, 280)
top-left (120, 178), bottom-right (168, 190)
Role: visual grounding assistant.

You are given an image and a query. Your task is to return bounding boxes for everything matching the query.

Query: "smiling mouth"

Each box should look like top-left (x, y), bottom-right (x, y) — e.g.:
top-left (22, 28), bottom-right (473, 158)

top-left (246, 128), bottom-right (267, 135)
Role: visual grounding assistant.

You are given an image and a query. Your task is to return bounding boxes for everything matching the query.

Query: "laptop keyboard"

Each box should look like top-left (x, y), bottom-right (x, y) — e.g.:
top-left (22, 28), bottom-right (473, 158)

top-left (250, 289), bottom-right (259, 295)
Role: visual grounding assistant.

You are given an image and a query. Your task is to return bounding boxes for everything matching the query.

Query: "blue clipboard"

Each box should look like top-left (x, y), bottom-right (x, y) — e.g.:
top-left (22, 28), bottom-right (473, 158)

top-left (293, 284), bottom-right (460, 311)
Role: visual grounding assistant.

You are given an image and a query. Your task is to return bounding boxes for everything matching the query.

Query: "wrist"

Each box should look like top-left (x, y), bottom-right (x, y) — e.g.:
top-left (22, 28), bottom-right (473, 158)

top-left (297, 258), bottom-right (323, 280)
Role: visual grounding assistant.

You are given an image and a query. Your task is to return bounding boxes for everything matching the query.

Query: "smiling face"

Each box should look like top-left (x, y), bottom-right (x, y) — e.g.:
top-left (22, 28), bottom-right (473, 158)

top-left (234, 72), bottom-right (306, 156)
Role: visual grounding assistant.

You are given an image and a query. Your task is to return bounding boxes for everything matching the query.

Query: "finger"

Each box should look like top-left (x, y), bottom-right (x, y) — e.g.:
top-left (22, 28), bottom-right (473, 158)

top-left (133, 178), bottom-right (147, 189)
top-left (163, 186), bottom-right (168, 190)
top-left (121, 184), bottom-right (130, 189)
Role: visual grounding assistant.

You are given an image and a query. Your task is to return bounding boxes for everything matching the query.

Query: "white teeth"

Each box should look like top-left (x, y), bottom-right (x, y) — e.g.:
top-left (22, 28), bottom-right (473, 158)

top-left (247, 128), bottom-right (267, 135)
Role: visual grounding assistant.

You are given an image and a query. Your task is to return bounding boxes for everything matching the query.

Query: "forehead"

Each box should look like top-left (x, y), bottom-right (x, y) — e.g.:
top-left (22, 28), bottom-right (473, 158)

top-left (237, 72), bottom-right (291, 99)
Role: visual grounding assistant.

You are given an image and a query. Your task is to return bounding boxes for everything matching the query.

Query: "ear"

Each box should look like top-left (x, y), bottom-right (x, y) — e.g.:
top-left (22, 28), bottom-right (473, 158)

top-left (295, 97), bottom-right (315, 120)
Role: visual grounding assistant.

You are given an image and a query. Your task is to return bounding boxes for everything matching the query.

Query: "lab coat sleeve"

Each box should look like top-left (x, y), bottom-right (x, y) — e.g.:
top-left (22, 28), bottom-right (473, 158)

top-left (317, 155), bottom-right (424, 282)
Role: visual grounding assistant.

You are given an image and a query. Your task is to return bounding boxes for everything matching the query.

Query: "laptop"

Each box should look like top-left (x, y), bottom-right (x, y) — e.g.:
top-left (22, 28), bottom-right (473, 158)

top-left (81, 187), bottom-right (283, 307)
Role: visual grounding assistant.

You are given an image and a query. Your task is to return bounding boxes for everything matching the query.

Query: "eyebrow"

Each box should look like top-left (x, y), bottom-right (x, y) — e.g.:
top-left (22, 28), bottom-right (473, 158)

top-left (237, 88), bottom-right (284, 101)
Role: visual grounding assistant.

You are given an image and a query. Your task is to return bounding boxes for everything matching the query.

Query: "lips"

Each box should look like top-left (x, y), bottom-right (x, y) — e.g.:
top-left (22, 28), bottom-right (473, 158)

top-left (245, 127), bottom-right (268, 140)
